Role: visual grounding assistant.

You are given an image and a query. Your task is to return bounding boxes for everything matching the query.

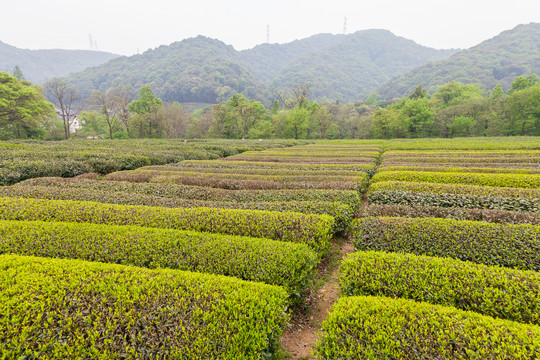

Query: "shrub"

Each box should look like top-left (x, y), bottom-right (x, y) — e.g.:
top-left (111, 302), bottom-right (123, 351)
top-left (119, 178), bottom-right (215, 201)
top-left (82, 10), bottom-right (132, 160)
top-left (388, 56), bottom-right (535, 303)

top-left (379, 165), bottom-right (540, 174)
top-left (340, 251), bottom-right (540, 324)
top-left (362, 204), bottom-right (540, 225)
top-left (0, 220), bottom-right (318, 299)
top-left (17, 178), bottom-right (362, 210)
top-left (0, 197), bottom-right (334, 254)
top-left (316, 296), bottom-right (540, 359)
top-left (372, 170), bottom-right (540, 189)
top-left (368, 182), bottom-right (540, 212)
top-left (0, 254), bottom-right (288, 359)
top-left (352, 217), bottom-right (540, 270)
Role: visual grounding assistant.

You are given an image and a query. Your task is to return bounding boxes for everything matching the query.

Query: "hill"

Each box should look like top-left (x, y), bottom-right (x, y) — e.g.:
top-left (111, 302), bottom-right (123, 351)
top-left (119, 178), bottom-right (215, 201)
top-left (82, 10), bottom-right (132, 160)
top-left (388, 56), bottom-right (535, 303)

top-left (67, 36), bottom-right (269, 103)
top-left (0, 41), bottom-right (119, 83)
top-left (270, 30), bottom-right (458, 102)
top-left (377, 23), bottom-right (540, 99)
top-left (63, 31), bottom-right (459, 105)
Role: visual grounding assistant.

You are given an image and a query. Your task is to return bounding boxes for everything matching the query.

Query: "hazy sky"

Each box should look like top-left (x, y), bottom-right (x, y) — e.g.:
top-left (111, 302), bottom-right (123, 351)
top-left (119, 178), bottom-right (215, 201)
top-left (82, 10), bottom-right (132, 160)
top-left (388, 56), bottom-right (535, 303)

top-left (2, 0), bottom-right (539, 56)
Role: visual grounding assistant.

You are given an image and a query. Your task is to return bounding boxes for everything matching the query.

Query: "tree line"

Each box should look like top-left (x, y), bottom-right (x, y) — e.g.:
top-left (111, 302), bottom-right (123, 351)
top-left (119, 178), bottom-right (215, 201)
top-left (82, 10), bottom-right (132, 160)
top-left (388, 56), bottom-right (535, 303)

top-left (1, 67), bottom-right (538, 141)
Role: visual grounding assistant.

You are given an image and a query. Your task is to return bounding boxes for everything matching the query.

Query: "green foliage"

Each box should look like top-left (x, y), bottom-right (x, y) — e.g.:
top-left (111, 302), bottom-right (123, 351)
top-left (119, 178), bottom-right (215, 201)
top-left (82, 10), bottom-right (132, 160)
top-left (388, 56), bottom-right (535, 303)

top-left (368, 181), bottom-right (540, 212)
top-left (372, 170), bottom-right (540, 189)
top-left (0, 254), bottom-right (288, 359)
top-left (340, 250), bottom-right (540, 324)
top-left (364, 204), bottom-right (540, 225)
top-left (0, 72), bottom-right (56, 139)
top-left (128, 85), bottom-right (163, 115)
top-left (1, 184), bottom-right (353, 234)
top-left (0, 197), bottom-right (334, 254)
top-left (353, 217), bottom-right (540, 270)
top-left (0, 220), bottom-right (318, 299)
top-left (0, 139), bottom-right (291, 184)
top-left (0, 40), bottom-right (118, 83)
top-left (19, 177), bottom-right (363, 211)
top-left (316, 296), bottom-right (540, 359)
top-left (378, 23), bottom-right (540, 99)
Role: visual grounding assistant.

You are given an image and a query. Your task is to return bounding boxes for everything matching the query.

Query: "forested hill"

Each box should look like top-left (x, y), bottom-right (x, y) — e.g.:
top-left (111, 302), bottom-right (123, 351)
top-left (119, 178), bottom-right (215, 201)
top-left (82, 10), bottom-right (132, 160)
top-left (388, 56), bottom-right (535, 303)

top-left (269, 30), bottom-right (458, 102)
top-left (0, 41), bottom-right (119, 83)
top-left (64, 30), bottom-right (459, 104)
top-left (377, 23), bottom-right (540, 99)
top-left (67, 36), bottom-right (270, 104)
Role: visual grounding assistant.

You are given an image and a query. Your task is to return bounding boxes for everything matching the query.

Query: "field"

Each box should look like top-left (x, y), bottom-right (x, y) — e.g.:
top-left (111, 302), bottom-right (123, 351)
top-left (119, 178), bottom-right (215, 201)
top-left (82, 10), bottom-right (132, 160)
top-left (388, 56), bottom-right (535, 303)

top-left (0, 137), bottom-right (539, 359)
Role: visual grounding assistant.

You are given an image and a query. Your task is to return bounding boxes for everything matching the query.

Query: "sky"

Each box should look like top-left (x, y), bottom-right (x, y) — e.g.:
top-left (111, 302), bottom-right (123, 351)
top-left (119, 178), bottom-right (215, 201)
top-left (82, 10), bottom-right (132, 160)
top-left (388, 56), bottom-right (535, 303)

top-left (2, 0), bottom-right (539, 56)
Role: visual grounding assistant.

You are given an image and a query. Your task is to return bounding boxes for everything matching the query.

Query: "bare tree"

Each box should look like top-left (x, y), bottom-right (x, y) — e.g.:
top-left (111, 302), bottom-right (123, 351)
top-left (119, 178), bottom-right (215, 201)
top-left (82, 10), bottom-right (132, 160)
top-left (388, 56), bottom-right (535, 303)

top-left (44, 78), bottom-right (82, 139)
top-left (89, 90), bottom-right (119, 139)
top-left (108, 85), bottom-right (132, 136)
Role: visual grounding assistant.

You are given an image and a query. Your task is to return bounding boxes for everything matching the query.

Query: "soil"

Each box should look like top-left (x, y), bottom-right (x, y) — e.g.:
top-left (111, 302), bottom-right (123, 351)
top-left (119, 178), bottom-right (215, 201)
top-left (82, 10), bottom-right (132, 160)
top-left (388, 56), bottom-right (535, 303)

top-left (280, 239), bottom-right (355, 359)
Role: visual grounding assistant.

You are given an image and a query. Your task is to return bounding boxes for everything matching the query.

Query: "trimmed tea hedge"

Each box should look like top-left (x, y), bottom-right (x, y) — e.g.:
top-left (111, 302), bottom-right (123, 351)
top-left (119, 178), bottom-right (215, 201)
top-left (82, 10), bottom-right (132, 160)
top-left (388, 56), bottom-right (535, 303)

top-left (105, 171), bottom-right (363, 191)
top-left (0, 220), bottom-right (317, 298)
top-left (379, 165), bottom-right (540, 174)
top-left (0, 254), bottom-right (288, 359)
top-left (340, 251), bottom-right (540, 324)
top-left (372, 170), bottom-right (540, 189)
top-left (369, 181), bottom-right (540, 198)
top-left (316, 296), bottom-right (540, 359)
top-left (353, 217), bottom-right (540, 270)
top-left (0, 186), bottom-right (351, 234)
top-left (18, 178), bottom-right (363, 210)
top-left (368, 182), bottom-right (540, 212)
top-left (0, 197), bottom-right (334, 254)
top-left (177, 160), bottom-right (375, 172)
top-left (363, 204), bottom-right (540, 225)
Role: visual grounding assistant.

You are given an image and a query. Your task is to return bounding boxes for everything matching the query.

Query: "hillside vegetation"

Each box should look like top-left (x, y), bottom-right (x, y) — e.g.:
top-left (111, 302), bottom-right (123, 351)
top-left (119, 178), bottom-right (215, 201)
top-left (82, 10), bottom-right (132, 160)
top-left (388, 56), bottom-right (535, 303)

top-left (0, 41), bottom-right (118, 83)
top-left (64, 30), bottom-right (459, 104)
top-left (378, 23), bottom-right (540, 99)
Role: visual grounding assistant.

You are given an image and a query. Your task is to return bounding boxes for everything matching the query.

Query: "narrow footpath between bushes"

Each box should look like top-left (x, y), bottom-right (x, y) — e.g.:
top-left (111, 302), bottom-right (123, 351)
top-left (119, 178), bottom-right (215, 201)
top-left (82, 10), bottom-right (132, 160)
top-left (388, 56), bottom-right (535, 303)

top-left (280, 148), bottom-right (383, 359)
top-left (280, 237), bottom-right (355, 359)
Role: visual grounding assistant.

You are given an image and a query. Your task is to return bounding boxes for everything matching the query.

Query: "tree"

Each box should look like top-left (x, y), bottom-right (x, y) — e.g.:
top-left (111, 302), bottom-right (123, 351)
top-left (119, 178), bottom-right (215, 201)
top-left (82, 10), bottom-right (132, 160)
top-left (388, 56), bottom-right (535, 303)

top-left (409, 84), bottom-right (427, 100)
top-left (433, 82), bottom-right (483, 108)
top-left (0, 72), bottom-right (55, 139)
top-left (12, 66), bottom-right (24, 80)
top-left (108, 85), bottom-right (132, 136)
top-left (89, 90), bottom-right (120, 139)
top-left (44, 78), bottom-right (82, 139)
top-left (128, 85), bottom-right (162, 115)
top-left (78, 111), bottom-right (107, 137)
top-left (128, 85), bottom-right (164, 138)
top-left (162, 102), bottom-right (188, 138)
top-left (508, 74), bottom-right (538, 94)
top-left (211, 93), bottom-right (268, 138)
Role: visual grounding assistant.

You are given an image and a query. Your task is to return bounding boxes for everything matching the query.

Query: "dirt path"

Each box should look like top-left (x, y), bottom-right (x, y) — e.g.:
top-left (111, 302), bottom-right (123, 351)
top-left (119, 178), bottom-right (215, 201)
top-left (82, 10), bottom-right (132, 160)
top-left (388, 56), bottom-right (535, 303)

top-left (280, 238), bottom-right (355, 359)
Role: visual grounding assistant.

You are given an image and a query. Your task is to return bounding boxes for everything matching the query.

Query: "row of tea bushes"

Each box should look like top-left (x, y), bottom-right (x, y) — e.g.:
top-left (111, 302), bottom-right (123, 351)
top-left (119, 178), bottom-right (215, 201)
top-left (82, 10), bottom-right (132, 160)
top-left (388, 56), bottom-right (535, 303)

top-left (383, 137), bottom-right (540, 150)
top-left (368, 181), bottom-right (540, 212)
top-left (0, 197), bottom-right (334, 254)
top-left (363, 204), bottom-right (540, 225)
top-left (0, 254), bottom-right (289, 359)
top-left (316, 296), bottom-right (540, 359)
top-left (104, 170), bottom-right (367, 191)
top-left (379, 165), bottom-right (540, 174)
top-left (0, 139), bottom-right (300, 184)
top-left (141, 165), bottom-right (366, 177)
top-left (0, 220), bottom-right (317, 299)
top-left (372, 170), bottom-right (540, 189)
top-left (0, 185), bottom-right (353, 234)
top-left (353, 217), bottom-right (540, 270)
top-left (178, 160), bottom-right (375, 173)
top-left (340, 250), bottom-right (540, 324)
top-left (18, 177), bottom-right (363, 210)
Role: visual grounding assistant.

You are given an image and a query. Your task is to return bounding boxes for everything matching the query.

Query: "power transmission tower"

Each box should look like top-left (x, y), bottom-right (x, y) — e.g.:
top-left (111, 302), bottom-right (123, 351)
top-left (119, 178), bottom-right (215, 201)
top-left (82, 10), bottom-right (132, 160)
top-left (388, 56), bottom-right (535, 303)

top-left (266, 25), bottom-right (270, 43)
top-left (343, 16), bottom-right (347, 35)
top-left (89, 34), bottom-right (94, 50)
